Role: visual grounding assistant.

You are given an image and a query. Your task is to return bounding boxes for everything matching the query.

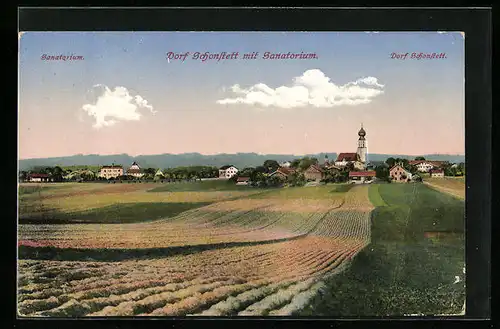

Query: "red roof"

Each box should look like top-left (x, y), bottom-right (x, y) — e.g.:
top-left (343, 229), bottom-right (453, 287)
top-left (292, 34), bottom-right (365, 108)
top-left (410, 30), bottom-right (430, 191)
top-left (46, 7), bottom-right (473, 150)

top-left (236, 176), bottom-right (250, 182)
top-left (278, 167), bottom-right (296, 175)
top-left (29, 173), bottom-right (50, 178)
top-left (336, 153), bottom-right (359, 162)
top-left (102, 165), bottom-right (123, 169)
top-left (349, 171), bottom-right (376, 177)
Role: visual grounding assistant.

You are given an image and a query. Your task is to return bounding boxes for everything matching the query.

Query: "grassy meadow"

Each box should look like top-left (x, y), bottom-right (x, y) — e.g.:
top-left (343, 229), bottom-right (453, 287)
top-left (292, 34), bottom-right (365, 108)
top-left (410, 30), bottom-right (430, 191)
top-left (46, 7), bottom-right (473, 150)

top-left (299, 183), bottom-right (465, 316)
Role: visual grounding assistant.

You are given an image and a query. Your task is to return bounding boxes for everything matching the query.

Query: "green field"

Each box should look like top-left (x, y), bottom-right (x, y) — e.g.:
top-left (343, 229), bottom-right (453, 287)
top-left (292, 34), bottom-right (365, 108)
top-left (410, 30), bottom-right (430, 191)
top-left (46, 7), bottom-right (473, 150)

top-left (299, 183), bottom-right (465, 316)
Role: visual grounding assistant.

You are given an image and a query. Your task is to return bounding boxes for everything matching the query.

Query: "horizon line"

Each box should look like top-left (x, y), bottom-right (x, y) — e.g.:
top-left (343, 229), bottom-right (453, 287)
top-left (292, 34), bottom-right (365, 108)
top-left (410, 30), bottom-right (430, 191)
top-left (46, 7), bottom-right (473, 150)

top-left (19, 151), bottom-right (466, 161)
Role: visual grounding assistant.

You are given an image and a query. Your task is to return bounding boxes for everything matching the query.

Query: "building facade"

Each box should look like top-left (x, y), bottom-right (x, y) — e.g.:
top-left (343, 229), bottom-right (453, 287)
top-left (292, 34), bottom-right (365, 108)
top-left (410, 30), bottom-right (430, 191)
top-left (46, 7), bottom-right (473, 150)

top-left (409, 160), bottom-right (447, 173)
top-left (389, 164), bottom-right (412, 183)
top-left (28, 173), bottom-right (52, 182)
top-left (236, 176), bottom-right (250, 185)
top-left (100, 165), bottom-right (124, 179)
top-left (349, 171), bottom-right (376, 184)
top-left (304, 165), bottom-right (325, 182)
top-left (430, 169), bottom-right (445, 177)
top-left (219, 165), bottom-right (239, 179)
top-left (127, 162), bottom-right (144, 178)
top-left (279, 161), bottom-right (292, 168)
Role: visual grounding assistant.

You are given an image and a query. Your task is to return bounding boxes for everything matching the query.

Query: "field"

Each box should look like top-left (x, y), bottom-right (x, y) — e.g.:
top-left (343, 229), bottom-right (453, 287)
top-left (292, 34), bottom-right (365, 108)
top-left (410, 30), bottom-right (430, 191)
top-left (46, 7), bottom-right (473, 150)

top-left (423, 177), bottom-right (465, 200)
top-left (17, 180), bottom-right (464, 317)
top-left (299, 183), bottom-right (465, 316)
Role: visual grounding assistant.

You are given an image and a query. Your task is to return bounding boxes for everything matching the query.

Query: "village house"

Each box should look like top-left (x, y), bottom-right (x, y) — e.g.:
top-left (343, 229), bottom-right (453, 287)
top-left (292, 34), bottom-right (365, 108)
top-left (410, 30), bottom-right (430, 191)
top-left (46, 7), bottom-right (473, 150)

top-left (269, 167), bottom-right (297, 180)
top-left (28, 173), bottom-right (52, 182)
top-left (430, 168), bottom-right (445, 178)
top-left (126, 162), bottom-right (144, 178)
top-left (409, 160), bottom-right (447, 173)
top-left (389, 163), bottom-right (412, 183)
top-left (219, 165), bottom-right (239, 179)
top-left (304, 164), bottom-right (325, 182)
top-left (236, 176), bottom-right (250, 185)
top-left (349, 171), bottom-right (376, 184)
top-left (100, 165), bottom-right (124, 179)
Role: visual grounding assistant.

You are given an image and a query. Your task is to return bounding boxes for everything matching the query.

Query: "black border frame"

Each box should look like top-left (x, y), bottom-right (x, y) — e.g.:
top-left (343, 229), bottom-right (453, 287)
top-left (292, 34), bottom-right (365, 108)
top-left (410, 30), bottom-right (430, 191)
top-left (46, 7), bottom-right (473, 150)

top-left (11, 6), bottom-right (492, 329)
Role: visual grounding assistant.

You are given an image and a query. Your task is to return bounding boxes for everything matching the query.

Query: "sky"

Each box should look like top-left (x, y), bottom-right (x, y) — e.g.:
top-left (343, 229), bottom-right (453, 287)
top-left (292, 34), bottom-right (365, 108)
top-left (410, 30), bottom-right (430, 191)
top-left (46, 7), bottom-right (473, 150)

top-left (18, 32), bottom-right (465, 159)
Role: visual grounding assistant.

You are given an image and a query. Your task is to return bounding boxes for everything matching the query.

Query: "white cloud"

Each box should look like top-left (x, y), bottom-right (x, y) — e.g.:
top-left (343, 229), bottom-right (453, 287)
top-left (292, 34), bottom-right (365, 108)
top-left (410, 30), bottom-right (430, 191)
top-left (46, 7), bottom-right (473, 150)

top-left (216, 69), bottom-right (384, 109)
top-left (82, 85), bottom-right (155, 129)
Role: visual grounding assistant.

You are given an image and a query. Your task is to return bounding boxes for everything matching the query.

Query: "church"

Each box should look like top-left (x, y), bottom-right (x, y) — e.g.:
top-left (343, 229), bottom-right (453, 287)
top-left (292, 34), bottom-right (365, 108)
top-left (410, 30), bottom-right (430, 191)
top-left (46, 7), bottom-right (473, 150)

top-left (334, 125), bottom-right (368, 170)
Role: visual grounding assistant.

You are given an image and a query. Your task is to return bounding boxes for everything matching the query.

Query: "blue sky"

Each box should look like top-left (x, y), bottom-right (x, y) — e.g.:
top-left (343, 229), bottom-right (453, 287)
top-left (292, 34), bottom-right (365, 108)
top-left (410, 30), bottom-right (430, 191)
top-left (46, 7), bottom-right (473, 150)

top-left (19, 32), bottom-right (465, 158)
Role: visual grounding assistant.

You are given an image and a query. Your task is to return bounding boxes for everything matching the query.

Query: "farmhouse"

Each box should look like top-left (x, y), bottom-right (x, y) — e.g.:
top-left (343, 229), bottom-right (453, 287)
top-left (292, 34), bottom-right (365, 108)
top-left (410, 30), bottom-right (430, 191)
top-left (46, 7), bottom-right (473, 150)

top-left (269, 167), bottom-right (296, 180)
top-left (100, 165), bottom-right (124, 179)
top-left (430, 168), bottom-right (445, 178)
top-left (389, 164), bottom-right (412, 183)
top-left (304, 164), bottom-right (325, 182)
top-left (349, 171), bottom-right (376, 184)
top-left (335, 125), bottom-right (368, 170)
top-left (28, 173), bottom-right (52, 182)
top-left (409, 160), bottom-right (447, 173)
top-left (219, 165), bottom-right (239, 179)
top-left (236, 176), bottom-right (250, 185)
top-left (126, 162), bottom-right (144, 178)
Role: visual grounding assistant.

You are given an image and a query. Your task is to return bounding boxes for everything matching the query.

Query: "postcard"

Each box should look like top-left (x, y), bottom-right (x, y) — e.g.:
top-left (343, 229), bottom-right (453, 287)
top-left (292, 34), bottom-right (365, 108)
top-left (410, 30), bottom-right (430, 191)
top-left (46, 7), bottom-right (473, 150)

top-left (17, 31), bottom-right (465, 317)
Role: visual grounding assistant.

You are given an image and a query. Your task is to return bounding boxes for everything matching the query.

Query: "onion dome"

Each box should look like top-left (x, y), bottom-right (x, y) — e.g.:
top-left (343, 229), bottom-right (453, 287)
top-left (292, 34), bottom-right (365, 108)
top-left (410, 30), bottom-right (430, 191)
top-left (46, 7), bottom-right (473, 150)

top-left (358, 125), bottom-right (366, 137)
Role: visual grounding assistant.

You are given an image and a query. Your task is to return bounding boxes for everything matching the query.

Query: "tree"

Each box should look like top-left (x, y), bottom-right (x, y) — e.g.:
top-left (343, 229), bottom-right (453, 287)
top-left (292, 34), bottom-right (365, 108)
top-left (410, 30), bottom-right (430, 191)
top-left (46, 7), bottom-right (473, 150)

top-left (408, 164), bottom-right (419, 175)
top-left (375, 165), bottom-right (389, 180)
top-left (250, 172), bottom-right (267, 187)
top-left (290, 159), bottom-right (301, 169)
top-left (415, 156), bottom-right (426, 161)
top-left (267, 175), bottom-right (285, 187)
top-left (239, 167), bottom-right (256, 177)
top-left (144, 168), bottom-right (156, 176)
top-left (51, 166), bottom-right (64, 182)
top-left (385, 157), bottom-right (396, 168)
top-left (263, 160), bottom-right (280, 173)
top-left (289, 172), bottom-right (306, 186)
top-left (298, 157), bottom-right (318, 171)
top-left (19, 171), bottom-right (29, 182)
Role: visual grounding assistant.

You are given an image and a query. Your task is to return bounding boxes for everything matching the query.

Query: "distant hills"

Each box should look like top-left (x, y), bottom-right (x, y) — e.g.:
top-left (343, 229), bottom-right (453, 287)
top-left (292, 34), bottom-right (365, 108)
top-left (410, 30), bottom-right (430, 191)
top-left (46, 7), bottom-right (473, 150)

top-left (18, 152), bottom-right (465, 171)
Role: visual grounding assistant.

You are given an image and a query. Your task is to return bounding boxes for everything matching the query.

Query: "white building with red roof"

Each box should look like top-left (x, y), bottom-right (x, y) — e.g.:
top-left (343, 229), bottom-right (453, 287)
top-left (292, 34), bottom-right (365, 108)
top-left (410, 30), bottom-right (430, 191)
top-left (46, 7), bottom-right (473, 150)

top-left (349, 171), bottom-right (376, 184)
top-left (409, 160), bottom-right (447, 173)
top-left (28, 173), bottom-right (52, 182)
top-left (429, 168), bottom-right (445, 178)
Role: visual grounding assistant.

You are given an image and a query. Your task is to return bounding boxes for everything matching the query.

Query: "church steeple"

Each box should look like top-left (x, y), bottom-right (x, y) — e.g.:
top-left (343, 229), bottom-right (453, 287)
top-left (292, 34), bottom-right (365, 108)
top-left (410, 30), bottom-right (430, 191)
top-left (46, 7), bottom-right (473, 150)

top-left (356, 124), bottom-right (367, 164)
